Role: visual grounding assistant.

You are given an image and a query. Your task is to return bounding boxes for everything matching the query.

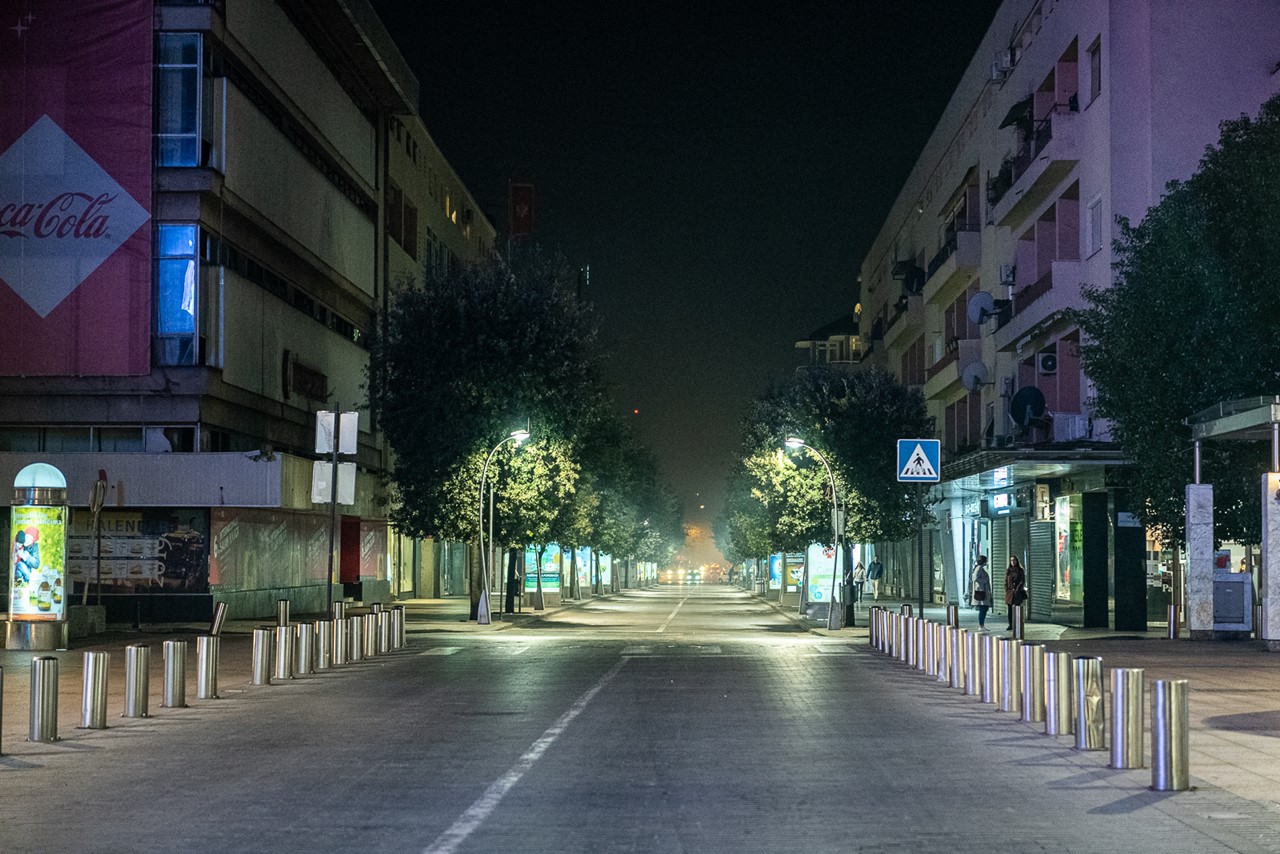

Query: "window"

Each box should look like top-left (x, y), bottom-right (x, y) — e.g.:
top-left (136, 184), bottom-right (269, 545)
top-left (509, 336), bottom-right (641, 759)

top-left (156, 33), bottom-right (202, 166)
top-left (156, 223), bottom-right (199, 366)
top-left (1088, 39), bottom-right (1102, 104)
top-left (1087, 195), bottom-right (1104, 256)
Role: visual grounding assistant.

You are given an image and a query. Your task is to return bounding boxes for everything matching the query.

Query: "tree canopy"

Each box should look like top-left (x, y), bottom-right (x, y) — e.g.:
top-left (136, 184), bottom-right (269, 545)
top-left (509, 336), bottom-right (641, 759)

top-left (1075, 92), bottom-right (1280, 544)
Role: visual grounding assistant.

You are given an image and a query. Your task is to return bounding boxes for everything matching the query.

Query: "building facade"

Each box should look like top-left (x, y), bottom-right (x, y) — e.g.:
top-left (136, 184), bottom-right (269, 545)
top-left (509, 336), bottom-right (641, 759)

top-left (854, 0), bottom-right (1280, 627)
top-left (0, 0), bottom-right (493, 620)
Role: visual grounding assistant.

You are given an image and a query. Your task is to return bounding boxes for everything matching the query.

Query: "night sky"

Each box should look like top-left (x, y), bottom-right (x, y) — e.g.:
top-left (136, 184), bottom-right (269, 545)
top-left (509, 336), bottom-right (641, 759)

top-left (367, 2), bottom-right (1003, 533)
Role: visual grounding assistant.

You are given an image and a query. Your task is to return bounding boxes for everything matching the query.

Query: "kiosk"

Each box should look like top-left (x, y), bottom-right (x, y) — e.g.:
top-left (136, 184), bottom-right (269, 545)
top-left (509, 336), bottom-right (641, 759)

top-left (7, 463), bottom-right (70, 650)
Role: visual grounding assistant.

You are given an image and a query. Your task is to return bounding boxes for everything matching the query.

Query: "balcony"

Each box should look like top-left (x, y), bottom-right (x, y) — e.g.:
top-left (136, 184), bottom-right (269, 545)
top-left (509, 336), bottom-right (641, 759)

top-left (922, 229), bottom-right (981, 306)
top-left (882, 294), bottom-right (923, 350)
top-left (990, 108), bottom-right (1079, 229)
top-left (922, 337), bottom-right (982, 400)
top-left (994, 259), bottom-right (1082, 351)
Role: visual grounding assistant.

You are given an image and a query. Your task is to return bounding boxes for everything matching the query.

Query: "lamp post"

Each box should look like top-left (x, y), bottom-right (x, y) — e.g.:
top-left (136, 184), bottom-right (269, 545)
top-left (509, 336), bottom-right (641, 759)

top-left (785, 437), bottom-right (844, 630)
top-left (477, 429), bottom-right (530, 625)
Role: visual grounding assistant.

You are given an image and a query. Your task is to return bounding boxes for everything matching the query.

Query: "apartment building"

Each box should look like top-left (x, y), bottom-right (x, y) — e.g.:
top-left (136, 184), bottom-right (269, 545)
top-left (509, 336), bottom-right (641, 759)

top-left (855, 0), bottom-right (1280, 627)
top-left (0, 0), bottom-right (493, 622)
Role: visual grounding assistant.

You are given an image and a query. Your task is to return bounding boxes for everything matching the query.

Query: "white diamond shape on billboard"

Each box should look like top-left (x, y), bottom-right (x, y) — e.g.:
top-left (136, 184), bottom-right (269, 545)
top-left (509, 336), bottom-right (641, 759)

top-left (0, 115), bottom-right (150, 317)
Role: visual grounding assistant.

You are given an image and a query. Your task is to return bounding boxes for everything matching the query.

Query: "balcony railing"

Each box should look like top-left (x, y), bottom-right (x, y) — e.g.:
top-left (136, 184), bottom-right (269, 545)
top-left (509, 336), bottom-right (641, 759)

top-left (1009, 268), bottom-right (1055, 320)
top-left (926, 224), bottom-right (980, 280)
top-left (987, 101), bottom-right (1078, 209)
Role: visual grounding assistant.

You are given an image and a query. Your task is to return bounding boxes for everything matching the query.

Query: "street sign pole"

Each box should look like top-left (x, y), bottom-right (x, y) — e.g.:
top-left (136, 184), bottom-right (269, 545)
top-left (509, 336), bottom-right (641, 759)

top-left (917, 483), bottom-right (925, 617)
top-left (325, 404), bottom-right (341, 616)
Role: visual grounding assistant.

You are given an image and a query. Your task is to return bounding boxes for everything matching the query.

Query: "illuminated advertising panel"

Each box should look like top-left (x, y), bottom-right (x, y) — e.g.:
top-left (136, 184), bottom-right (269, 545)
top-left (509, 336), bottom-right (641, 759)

top-left (768, 554), bottom-right (782, 590)
top-left (9, 506), bottom-right (68, 621)
top-left (523, 544), bottom-right (562, 592)
top-left (0, 1), bottom-right (153, 375)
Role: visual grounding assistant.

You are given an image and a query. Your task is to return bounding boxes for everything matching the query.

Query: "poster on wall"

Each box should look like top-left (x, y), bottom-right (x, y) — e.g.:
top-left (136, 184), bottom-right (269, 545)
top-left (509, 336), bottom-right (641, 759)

top-left (784, 552), bottom-right (805, 592)
top-left (9, 505), bottom-right (67, 621)
top-left (0, 1), bottom-right (154, 376)
top-left (68, 509), bottom-right (208, 595)
top-left (768, 554), bottom-right (782, 590)
top-left (805, 543), bottom-right (843, 605)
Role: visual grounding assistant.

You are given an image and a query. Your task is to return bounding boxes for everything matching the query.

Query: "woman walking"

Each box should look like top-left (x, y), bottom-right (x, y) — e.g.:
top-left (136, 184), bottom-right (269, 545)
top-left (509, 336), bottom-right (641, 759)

top-left (1005, 555), bottom-right (1027, 631)
top-left (972, 555), bottom-right (992, 629)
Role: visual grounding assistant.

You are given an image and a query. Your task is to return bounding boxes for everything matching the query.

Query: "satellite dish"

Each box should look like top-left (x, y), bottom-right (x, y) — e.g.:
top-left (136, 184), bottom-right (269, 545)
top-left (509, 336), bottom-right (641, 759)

top-left (1009, 386), bottom-right (1047, 427)
top-left (960, 361), bottom-right (990, 392)
top-left (966, 291), bottom-right (1011, 325)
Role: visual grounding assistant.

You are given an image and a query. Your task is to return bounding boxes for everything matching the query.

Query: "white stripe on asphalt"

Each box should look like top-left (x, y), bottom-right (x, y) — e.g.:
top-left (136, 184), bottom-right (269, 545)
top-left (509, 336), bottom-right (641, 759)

top-left (421, 658), bottom-right (628, 854)
top-left (655, 595), bottom-right (690, 633)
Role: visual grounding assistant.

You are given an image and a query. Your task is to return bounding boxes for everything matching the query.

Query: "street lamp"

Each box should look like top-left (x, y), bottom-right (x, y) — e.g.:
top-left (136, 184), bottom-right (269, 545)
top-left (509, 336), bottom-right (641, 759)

top-left (477, 428), bottom-right (530, 625)
top-left (784, 437), bottom-right (844, 630)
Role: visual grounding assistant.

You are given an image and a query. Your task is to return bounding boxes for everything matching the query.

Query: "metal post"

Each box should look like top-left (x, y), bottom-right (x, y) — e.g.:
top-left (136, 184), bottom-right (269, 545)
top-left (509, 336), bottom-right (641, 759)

top-left (1073, 656), bottom-right (1105, 750)
top-left (274, 625), bottom-right (294, 680)
top-left (316, 619), bottom-right (333, 670)
top-left (896, 613), bottom-right (906, 662)
top-left (162, 639), bottom-right (187, 708)
top-left (915, 619), bottom-right (928, 671)
top-left (325, 403), bottom-right (343, 618)
top-left (900, 603), bottom-right (913, 618)
top-left (1044, 651), bottom-right (1074, 735)
top-left (332, 617), bottom-right (349, 665)
top-left (1020, 643), bottom-right (1045, 723)
top-left (276, 599), bottom-right (290, 627)
top-left (196, 636), bottom-right (219, 699)
top-left (980, 634), bottom-right (997, 704)
top-left (333, 601), bottom-right (347, 621)
top-left (123, 644), bottom-right (150, 717)
top-left (868, 607), bottom-right (878, 647)
top-left (377, 611), bottom-right (391, 655)
top-left (946, 603), bottom-right (958, 628)
top-left (904, 617), bottom-right (916, 667)
top-left (1255, 603), bottom-right (1264, 641)
top-left (1152, 679), bottom-right (1190, 791)
top-left (349, 615), bottom-right (364, 661)
top-left (29, 656), bottom-right (58, 743)
top-left (209, 601), bottom-right (228, 636)
top-left (0, 665), bottom-right (4, 755)
top-left (392, 605), bottom-right (406, 650)
top-left (924, 621), bottom-right (939, 676)
top-left (1193, 438), bottom-right (1202, 484)
top-left (999, 638), bottom-right (1022, 713)
top-left (937, 624), bottom-right (952, 684)
top-left (251, 627), bottom-right (273, 686)
top-left (950, 628), bottom-right (966, 689)
top-left (80, 651), bottom-right (109, 729)
top-left (1167, 604), bottom-right (1180, 640)
top-left (916, 482), bottom-right (926, 617)
top-left (363, 613), bottom-right (379, 657)
top-left (964, 629), bottom-right (980, 696)
top-left (1012, 604), bottom-right (1026, 640)
top-left (295, 622), bottom-right (314, 675)
top-left (1110, 667), bottom-right (1145, 769)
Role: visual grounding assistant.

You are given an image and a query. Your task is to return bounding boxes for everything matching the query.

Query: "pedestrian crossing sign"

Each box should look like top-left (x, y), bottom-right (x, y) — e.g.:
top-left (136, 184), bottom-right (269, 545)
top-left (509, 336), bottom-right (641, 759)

top-left (897, 439), bottom-right (941, 483)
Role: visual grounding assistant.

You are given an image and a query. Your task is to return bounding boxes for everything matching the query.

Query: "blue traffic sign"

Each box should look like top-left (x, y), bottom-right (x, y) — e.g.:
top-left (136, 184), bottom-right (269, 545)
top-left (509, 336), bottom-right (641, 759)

top-left (897, 439), bottom-right (941, 483)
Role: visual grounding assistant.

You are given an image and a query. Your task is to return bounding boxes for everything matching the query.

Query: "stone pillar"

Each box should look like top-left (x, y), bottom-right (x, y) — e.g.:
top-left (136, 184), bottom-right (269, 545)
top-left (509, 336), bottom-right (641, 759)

top-left (1262, 473), bottom-right (1280, 651)
top-left (1186, 483), bottom-right (1214, 639)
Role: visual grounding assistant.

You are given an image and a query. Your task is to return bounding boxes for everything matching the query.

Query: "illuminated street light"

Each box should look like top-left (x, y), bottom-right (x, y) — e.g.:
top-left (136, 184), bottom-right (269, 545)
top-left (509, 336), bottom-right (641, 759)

top-left (477, 428), bottom-right (530, 624)
top-left (783, 437), bottom-right (844, 630)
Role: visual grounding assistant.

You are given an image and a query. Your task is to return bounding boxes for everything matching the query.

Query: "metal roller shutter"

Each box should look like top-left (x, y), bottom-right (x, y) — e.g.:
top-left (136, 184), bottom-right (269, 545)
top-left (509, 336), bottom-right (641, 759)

top-left (1030, 520), bottom-right (1055, 621)
top-left (991, 518), bottom-right (1009, 598)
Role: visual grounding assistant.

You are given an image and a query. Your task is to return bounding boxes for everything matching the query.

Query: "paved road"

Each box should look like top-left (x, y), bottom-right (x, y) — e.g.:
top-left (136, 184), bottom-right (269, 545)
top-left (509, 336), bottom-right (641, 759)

top-left (3, 585), bottom-right (1280, 852)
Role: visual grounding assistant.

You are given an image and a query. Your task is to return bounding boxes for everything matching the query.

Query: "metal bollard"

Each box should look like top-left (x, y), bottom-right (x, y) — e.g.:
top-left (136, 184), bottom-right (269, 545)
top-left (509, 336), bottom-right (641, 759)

top-left (980, 634), bottom-right (997, 704)
top-left (998, 639), bottom-right (1022, 713)
top-left (1073, 656), bottom-right (1105, 750)
top-left (274, 625), bottom-right (295, 680)
top-left (936, 624), bottom-right (952, 683)
top-left (377, 612), bottom-right (391, 655)
top-left (924, 621), bottom-right (938, 676)
top-left (209, 601), bottom-right (228, 637)
top-left (1255, 603), bottom-right (1264, 641)
top-left (1012, 604), bottom-right (1026, 640)
top-left (868, 607), bottom-right (878, 647)
top-left (1020, 643), bottom-right (1045, 723)
top-left (276, 599), bottom-right (290, 627)
top-left (915, 619), bottom-right (928, 672)
top-left (29, 656), bottom-right (59, 743)
top-left (946, 603), bottom-right (959, 628)
top-left (295, 622), bottom-right (315, 675)
top-left (333, 617), bottom-right (349, 665)
top-left (333, 601), bottom-right (347, 621)
top-left (900, 603), bottom-right (913, 618)
top-left (392, 606), bottom-right (406, 650)
top-left (894, 614), bottom-right (905, 662)
top-left (251, 627), bottom-right (273, 686)
top-left (1166, 604), bottom-right (1180, 640)
top-left (1152, 679), bottom-right (1190, 791)
top-left (1110, 667), bottom-right (1145, 769)
top-left (349, 615), bottom-right (364, 661)
top-left (949, 628), bottom-right (965, 688)
top-left (316, 619), bottom-right (333, 670)
top-left (0, 665), bottom-right (4, 755)
top-left (123, 644), bottom-right (150, 718)
top-left (196, 636), bottom-right (219, 699)
top-left (80, 651), bottom-right (109, 729)
top-left (904, 617), bottom-right (916, 667)
top-left (162, 640), bottom-right (188, 708)
top-left (1044, 651), bottom-right (1074, 735)
top-left (363, 613), bottom-right (379, 657)
top-left (963, 629), bottom-right (980, 695)
top-left (371, 602), bottom-right (383, 614)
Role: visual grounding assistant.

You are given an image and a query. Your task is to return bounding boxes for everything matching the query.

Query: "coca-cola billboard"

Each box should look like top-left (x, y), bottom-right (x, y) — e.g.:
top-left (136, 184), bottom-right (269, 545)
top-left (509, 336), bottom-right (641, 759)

top-left (0, 2), bottom-right (153, 376)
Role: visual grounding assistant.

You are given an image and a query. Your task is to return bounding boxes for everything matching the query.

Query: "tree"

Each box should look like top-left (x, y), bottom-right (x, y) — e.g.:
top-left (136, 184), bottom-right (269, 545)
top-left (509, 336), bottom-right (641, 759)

top-left (1075, 93), bottom-right (1280, 544)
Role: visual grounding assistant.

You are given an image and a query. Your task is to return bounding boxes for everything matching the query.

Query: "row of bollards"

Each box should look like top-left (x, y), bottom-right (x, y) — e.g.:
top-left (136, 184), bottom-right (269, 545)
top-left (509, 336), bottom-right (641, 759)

top-left (866, 605), bottom-right (1191, 791)
top-left (13, 602), bottom-right (409, 749)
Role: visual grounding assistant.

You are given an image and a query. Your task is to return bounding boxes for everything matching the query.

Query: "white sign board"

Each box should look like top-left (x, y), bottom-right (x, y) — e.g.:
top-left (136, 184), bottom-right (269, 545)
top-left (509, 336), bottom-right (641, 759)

top-left (311, 461), bottom-right (356, 505)
top-left (315, 411), bottom-right (358, 455)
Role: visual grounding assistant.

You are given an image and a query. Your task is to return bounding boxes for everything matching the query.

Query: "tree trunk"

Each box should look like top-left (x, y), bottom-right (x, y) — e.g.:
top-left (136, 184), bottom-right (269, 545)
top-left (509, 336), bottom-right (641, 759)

top-left (504, 547), bottom-right (518, 613)
top-left (534, 546), bottom-right (546, 610)
top-left (468, 541), bottom-right (481, 620)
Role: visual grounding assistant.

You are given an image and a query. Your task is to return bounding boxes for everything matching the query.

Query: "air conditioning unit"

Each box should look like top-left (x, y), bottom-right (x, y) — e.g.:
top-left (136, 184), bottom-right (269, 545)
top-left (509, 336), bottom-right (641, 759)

top-left (1037, 352), bottom-right (1058, 375)
top-left (991, 50), bottom-right (1013, 81)
top-left (999, 264), bottom-right (1016, 287)
top-left (1053, 414), bottom-right (1091, 442)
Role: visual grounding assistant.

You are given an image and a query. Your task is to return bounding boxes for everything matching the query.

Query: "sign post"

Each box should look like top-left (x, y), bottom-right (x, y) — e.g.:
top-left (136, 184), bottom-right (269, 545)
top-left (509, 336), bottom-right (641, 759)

top-left (315, 407), bottom-right (358, 614)
top-left (897, 440), bottom-right (941, 618)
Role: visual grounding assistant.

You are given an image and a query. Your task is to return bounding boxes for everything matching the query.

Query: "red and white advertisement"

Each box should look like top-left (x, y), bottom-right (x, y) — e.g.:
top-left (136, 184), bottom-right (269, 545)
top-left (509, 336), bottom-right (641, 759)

top-left (0, 1), bottom-right (153, 376)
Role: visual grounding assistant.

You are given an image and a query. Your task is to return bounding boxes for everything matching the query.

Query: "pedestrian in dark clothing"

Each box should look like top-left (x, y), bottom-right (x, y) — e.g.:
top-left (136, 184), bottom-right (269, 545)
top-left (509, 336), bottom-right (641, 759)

top-left (972, 555), bottom-right (992, 629)
top-left (868, 555), bottom-right (884, 601)
top-left (1005, 555), bottom-right (1027, 631)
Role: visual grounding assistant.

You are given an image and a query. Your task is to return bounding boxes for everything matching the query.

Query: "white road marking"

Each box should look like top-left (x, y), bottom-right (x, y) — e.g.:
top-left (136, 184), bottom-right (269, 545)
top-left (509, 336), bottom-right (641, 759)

top-left (421, 658), bottom-right (627, 854)
top-left (418, 647), bottom-right (463, 656)
top-left (654, 595), bottom-right (690, 633)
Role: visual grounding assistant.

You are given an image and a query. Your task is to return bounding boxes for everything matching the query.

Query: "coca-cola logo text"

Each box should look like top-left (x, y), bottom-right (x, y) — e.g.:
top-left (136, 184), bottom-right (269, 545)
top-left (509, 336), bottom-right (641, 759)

top-left (0, 192), bottom-right (116, 239)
